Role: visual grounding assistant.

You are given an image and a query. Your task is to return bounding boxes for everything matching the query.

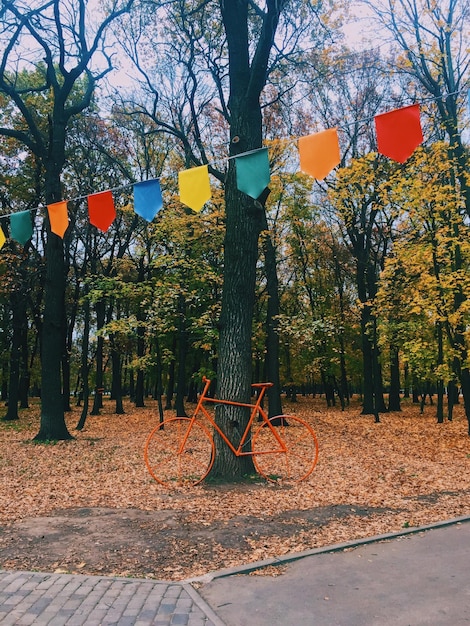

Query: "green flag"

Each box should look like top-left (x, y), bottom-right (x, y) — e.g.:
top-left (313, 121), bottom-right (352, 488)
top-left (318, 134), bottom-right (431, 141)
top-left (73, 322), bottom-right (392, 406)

top-left (10, 211), bottom-right (33, 245)
top-left (235, 148), bottom-right (270, 199)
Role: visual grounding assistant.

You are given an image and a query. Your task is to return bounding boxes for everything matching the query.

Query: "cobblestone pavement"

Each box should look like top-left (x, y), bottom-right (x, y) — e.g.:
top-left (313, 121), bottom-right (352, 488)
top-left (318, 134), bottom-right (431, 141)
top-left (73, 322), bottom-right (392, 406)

top-left (0, 570), bottom-right (225, 626)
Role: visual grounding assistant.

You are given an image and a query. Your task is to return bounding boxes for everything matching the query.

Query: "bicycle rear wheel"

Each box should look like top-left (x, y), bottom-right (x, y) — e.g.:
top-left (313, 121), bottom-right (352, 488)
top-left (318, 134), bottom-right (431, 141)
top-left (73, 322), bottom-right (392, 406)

top-left (252, 415), bottom-right (319, 482)
top-left (144, 417), bottom-right (215, 487)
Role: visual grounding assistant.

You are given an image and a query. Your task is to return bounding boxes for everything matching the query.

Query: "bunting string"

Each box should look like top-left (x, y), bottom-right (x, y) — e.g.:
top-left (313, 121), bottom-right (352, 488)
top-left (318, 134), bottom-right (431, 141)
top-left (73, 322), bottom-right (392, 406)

top-left (0, 86), bottom-right (468, 249)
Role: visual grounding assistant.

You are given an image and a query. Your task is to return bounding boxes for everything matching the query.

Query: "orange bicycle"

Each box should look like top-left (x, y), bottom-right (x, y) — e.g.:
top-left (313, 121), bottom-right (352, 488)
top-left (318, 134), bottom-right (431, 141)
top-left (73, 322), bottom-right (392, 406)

top-left (144, 376), bottom-right (319, 487)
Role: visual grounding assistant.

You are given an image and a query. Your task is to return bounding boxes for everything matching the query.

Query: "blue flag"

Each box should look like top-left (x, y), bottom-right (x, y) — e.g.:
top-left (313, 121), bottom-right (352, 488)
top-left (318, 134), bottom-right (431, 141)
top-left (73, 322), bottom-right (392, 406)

top-left (134, 179), bottom-right (163, 222)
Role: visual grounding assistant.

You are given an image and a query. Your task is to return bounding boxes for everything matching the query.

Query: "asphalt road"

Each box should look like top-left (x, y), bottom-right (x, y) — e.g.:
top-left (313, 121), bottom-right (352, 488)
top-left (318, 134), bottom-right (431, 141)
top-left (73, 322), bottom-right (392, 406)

top-left (200, 518), bottom-right (470, 625)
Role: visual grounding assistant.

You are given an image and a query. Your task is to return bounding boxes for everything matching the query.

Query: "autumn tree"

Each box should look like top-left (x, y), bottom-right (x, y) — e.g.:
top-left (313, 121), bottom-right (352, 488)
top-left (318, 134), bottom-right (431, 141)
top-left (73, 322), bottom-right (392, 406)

top-left (365, 0), bottom-right (470, 428)
top-left (327, 155), bottom-right (399, 417)
top-left (0, 0), bottom-right (135, 439)
top-left (116, 0), bottom-right (336, 478)
top-left (376, 143), bottom-right (470, 424)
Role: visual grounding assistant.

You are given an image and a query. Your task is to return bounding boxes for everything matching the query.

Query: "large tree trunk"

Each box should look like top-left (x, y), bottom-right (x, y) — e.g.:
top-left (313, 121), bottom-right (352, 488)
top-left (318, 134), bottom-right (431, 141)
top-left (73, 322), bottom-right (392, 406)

top-left (208, 0), bottom-right (284, 480)
top-left (211, 165), bottom-right (262, 478)
top-left (34, 127), bottom-right (72, 440)
top-left (35, 232), bottom-right (72, 440)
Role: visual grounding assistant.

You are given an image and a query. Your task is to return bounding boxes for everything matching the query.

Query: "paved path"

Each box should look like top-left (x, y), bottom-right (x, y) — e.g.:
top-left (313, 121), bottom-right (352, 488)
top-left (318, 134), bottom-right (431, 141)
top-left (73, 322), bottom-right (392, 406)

top-left (200, 517), bottom-right (470, 626)
top-left (2, 517), bottom-right (470, 625)
top-left (0, 570), bottom-right (224, 625)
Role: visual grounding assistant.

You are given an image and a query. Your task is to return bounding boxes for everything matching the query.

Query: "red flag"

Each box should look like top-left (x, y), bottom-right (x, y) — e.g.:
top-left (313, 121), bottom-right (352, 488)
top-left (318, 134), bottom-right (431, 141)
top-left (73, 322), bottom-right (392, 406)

top-left (87, 190), bottom-right (116, 232)
top-left (375, 104), bottom-right (423, 163)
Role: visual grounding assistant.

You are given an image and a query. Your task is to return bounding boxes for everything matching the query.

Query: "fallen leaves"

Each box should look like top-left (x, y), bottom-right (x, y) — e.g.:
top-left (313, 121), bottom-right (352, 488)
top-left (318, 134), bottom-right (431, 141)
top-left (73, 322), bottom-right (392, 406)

top-left (0, 394), bottom-right (469, 580)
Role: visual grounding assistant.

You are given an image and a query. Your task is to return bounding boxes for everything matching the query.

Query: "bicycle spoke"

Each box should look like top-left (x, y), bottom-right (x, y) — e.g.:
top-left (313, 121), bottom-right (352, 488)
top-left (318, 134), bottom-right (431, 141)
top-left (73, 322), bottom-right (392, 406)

top-left (144, 417), bottom-right (215, 487)
top-left (252, 415), bottom-right (319, 482)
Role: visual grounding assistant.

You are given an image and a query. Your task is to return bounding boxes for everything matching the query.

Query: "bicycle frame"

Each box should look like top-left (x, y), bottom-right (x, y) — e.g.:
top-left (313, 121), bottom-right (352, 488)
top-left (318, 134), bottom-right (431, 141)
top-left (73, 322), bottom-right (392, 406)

top-left (181, 376), bottom-right (288, 457)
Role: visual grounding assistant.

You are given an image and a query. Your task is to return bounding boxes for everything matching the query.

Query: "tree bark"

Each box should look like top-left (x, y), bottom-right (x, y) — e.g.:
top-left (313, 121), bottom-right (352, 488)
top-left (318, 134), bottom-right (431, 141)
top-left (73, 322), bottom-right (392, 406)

top-left (35, 232), bottom-right (72, 440)
top-left (209, 0), bottom-right (285, 479)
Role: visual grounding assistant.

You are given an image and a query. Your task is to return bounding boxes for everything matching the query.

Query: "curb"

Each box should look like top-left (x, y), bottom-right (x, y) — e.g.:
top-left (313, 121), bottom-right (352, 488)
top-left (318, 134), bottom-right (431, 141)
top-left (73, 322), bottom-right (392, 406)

top-left (185, 514), bottom-right (470, 584)
top-left (183, 582), bottom-right (227, 626)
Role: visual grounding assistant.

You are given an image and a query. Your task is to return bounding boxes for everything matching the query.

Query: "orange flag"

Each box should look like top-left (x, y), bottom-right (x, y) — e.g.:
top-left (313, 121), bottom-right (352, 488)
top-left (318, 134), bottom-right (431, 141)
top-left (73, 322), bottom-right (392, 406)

top-left (375, 104), bottom-right (423, 163)
top-left (88, 190), bottom-right (116, 232)
top-left (47, 200), bottom-right (69, 238)
top-left (298, 128), bottom-right (340, 180)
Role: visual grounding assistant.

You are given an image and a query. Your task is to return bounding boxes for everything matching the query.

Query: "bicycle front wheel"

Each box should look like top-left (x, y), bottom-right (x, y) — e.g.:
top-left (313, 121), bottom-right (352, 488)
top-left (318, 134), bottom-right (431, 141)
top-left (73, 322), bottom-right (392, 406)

top-left (144, 417), bottom-right (215, 487)
top-left (252, 415), bottom-right (319, 483)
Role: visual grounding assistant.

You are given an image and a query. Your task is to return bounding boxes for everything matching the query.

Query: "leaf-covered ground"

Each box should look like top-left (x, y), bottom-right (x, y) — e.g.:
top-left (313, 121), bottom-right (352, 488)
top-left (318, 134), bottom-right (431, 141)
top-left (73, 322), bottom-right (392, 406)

top-left (1, 395), bottom-right (469, 581)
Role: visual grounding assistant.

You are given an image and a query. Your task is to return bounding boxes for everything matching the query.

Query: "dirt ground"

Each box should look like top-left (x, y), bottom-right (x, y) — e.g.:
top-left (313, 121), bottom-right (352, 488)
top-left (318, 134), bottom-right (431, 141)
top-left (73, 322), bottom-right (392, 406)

top-left (1, 395), bottom-right (469, 581)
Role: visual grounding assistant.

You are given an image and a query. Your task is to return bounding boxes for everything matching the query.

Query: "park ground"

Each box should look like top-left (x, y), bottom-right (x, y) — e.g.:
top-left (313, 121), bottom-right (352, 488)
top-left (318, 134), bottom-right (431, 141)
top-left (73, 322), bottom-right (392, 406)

top-left (1, 394), bottom-right (469, 581)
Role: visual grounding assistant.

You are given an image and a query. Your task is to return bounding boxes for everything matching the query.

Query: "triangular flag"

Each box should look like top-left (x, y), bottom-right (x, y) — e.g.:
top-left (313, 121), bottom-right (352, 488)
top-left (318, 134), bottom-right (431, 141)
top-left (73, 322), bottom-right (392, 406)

top-left (87, 190), bottom-right (116, 232)
top-left (0, 226), bottom-right (6, 250)
top-left (235, 148), bottom-right (270, 199)
top-left (10, 211), bottom-right (32, 246)
top-left (298, 128), bottom-right (340, 180)
top-left (134, 179), bottom-right (163, 221)
top-left (47, 200), bottom-right (69, 238)
top-left (178, 165), bottom-right (211, 212)
top-left (375, 104), bottom-right (423, 163)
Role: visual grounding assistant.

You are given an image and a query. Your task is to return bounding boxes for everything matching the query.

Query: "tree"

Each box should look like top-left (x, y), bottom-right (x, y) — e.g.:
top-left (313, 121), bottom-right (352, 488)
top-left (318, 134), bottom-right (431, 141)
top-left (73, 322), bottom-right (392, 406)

top-left (365, 0), bottom-right (470, 429)
top-left (375, 143), bottom-right (469, 424)
top-left (0, 0), bottom-right (134, 439)
top-left (327, 155), bottom-right (399, 417)
top-left (117, 0), bottom-right (335, 478)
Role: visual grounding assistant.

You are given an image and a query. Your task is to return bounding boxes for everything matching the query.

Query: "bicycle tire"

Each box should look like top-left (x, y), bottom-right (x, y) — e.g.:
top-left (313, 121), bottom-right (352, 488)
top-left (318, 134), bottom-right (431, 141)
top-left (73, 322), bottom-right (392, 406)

top-left (144, 417), bottom-right (215, 487)
top-left (252, 415), bottom-right (319, 482)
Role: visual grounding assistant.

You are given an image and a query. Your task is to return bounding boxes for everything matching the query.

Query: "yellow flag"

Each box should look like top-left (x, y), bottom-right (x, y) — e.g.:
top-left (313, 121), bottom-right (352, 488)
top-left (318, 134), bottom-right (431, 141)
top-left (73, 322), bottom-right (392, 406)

top-left (178, 165), bottom-right (211, 212)
top-left (47, 200), bottom-right (69, 238)
top-left (0, 226), bottom-right (5, 250)
top-left (298, 128), bottom-right (340, 180)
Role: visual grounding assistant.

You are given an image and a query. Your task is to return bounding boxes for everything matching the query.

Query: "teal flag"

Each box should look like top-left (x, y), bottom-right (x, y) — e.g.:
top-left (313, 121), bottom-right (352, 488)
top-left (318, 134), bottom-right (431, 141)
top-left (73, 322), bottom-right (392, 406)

top-left (235, 148), bottom-right (270, 199)
top-left (134, 179), bottom-right (163, 222)
top-left (10, 210), bottom-right (33, 245)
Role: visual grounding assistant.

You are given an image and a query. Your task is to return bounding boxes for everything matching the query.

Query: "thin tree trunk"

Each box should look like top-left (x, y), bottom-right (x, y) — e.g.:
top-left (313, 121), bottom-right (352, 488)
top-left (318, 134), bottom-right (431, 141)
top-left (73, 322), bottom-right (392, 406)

top-left (175, 294), bottom-right (188, 417)
top-left (76, 297), bottom-right (91, 431)
top-left (3, 292), bottom-right (22, 421)
top-left (110, 333), bottom-right (125, 415)
top-left (260, 211), bottom-right (282, 419)
top-left (91, 300), bottom-right (105, 415)
top-left (388, 345), bottom-right (401, 411)
top-left (134, 319), bottom-right (145, 408)
top-left (154, 336), bottom-right (165, 425)
top-left (165, 338), bottom-right (176, 409)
